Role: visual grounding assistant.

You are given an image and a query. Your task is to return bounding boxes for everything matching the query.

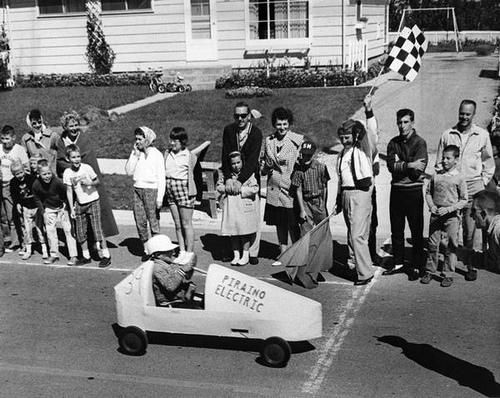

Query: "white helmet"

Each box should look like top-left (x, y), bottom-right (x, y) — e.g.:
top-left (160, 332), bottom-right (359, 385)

top-left (144, 234), bottom-right (178, 255)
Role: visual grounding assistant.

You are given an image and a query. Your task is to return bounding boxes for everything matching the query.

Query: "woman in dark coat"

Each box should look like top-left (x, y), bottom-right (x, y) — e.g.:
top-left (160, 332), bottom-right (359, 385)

top-left (55, 111), bottom-right (118, 237)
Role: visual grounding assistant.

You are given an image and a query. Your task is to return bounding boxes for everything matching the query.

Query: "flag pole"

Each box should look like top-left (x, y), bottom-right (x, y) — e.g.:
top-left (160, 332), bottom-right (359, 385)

top-left (367, 65), bottom-right (385, 96)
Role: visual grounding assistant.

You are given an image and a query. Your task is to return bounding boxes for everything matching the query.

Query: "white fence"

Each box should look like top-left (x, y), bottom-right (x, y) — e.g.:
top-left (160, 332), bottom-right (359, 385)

top-left (389, 30), bottom-right (500, 44)
top-left (346, 39), bottom-right (368, 72)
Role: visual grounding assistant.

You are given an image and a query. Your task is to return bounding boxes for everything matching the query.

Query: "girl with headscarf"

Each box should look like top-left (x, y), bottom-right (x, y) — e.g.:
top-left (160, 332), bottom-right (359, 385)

top-left (125, 127), bottom-right (166, 255)
top-left (55, 110), bottom-right (118, 237)
top-left (21, 109), bottom-right (59, 173)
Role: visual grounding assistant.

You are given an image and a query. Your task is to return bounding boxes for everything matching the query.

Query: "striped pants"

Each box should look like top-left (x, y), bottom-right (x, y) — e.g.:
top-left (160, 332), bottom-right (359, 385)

top-left (133, 187), bottom-right (160, 242)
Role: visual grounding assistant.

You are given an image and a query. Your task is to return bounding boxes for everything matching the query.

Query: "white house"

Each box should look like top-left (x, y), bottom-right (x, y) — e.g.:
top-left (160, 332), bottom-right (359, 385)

top-left (5, 0), bottom-right (388, 75)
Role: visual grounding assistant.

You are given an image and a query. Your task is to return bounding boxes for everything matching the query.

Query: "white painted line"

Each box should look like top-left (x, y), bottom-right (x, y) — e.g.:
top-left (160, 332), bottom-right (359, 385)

top-left (0, 362), bottom-right (275, 396)
top-left (0, 259), bottom-right (131, 272)
top-left (301, 269), bottom-right (381, 395)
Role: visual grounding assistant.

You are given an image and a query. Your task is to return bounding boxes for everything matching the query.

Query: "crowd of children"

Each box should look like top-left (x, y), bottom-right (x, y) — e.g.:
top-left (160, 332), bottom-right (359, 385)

top-left (3, 98), bottom-right (500, 291)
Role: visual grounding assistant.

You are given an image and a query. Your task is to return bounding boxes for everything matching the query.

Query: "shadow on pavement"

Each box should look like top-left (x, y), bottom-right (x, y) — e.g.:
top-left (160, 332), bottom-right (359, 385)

top-left (119, 237), bottom-right (144, 257)
top-left (199, 233), bottom-right (281, 262)
top-left (376, 335), bottom-right (500, 397)
top-left (479, 69), bottom-right (499, 79)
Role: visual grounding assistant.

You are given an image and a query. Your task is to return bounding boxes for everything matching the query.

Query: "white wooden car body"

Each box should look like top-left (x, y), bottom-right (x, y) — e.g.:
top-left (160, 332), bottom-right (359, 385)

top-left (115, 262), bottom-right (322, 342)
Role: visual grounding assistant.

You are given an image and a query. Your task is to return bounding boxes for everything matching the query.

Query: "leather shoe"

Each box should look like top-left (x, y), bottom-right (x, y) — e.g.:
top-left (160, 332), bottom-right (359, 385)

top-left (249, 256), bottom-right (259, 265)
top-left (354, 276), bottom-right (373, 286)
top-left (408, 268), bottom-right (420, 281)
top-left (382, 266), bottom-right (403, 276)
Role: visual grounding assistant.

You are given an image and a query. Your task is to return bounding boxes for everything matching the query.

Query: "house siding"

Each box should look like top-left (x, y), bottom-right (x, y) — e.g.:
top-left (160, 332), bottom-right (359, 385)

top-left (6, 0), bottom-right (386, 74)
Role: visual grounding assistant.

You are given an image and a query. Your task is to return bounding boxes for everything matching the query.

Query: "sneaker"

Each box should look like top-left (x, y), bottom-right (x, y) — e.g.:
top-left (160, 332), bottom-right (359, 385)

top-left (67, 257), bottom-right (78, 266)
top-left (43, 256), bottom-right (59, 264)
top-left (98, 257), bottom-right (111, 268)
top-left (75, 257), bottom-right (91, 266)
top-left (465, 268), bottom-right (477, 281)
top-left (408, 268), bottom-right (420, 281)
top-left (249, 256), bottom-right (259, 265)
top-left (21, 251), bottom-right (32, 260)
top-left (141, 254), bottom-right (150, 262)
top-left (420, 272), bottom-right (432, 284)
top-left (441, 276), bottom-right (454, 287)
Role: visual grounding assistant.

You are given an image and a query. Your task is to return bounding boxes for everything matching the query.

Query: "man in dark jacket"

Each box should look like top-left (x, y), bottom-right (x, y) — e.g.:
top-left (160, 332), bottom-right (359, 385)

top-left (385, 108), bottom-right (428, 280)
top-left (221, 102), bottom-right (263, 264)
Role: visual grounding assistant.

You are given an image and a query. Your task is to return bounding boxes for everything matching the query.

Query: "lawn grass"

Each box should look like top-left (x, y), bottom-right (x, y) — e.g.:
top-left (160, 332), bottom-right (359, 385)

top-left (88, 86), bottom-right (372, 162)
top-left (0, 86), bottom-right (151, 135)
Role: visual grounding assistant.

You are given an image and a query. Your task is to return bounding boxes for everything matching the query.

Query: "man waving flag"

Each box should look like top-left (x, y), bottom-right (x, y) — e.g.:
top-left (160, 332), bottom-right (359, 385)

top-left (385, 25), bottom-right (428, 82)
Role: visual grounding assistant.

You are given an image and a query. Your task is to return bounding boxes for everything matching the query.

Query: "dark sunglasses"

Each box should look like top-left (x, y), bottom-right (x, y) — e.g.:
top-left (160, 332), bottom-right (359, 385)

top-left (234, 113), bottom-right (249, 119)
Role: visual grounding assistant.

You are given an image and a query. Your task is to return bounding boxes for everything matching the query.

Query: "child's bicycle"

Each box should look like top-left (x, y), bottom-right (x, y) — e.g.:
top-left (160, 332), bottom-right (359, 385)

top-left (149, 71), bottom-right (192, 93)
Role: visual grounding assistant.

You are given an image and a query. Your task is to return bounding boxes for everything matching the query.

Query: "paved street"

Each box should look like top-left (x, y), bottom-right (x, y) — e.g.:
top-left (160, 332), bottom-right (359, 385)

top-left (1, 53), bottom-right (500, 397)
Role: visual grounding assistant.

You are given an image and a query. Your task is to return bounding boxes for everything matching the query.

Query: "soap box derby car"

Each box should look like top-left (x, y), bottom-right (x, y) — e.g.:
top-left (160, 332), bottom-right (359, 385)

top-left (114, 262), bottom-right (322, 367)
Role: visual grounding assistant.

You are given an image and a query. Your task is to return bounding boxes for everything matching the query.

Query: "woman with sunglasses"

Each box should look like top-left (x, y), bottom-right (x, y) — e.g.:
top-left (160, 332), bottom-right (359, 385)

top-left (221, 102), bottom-right (263, 265)
top-left (262, 107), bottom-right (303, 255)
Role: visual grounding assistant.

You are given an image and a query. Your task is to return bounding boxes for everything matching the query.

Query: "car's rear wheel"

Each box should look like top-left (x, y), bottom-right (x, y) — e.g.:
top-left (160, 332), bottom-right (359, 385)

top-left (157, 84), bottom-right (167, 93)
top-left (119, 326), bottom-right (148, 355)
top-left (185, 84), bottom-right (192, 92)
top-left (260, 337), bottom-right (291, 367)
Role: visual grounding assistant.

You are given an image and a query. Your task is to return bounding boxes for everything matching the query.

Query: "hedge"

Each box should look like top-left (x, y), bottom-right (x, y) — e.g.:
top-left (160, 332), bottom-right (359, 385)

top-left (225, 86), bottom-right (274, 98)
top-left (14, 72), bottom-right (150, 88)
top-left (427, 38), bottom-right (499, 53)
top-left (216, 62), bottom-right (385, 89)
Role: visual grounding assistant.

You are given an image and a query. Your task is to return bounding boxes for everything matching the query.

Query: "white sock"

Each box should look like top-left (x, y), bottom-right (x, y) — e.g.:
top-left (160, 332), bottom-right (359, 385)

top-left (101, 248), bottom-right (110, 258)
top-left (231, 250), bottom-right (240, 263)
top-left (41, 244), bottom-right (48, 257)
top-left (24, 244), bottom-right (31, 255)
top-left (239, 250), bottom-right (249, 264)
top-left (82, 249), bottom-right (90, 259)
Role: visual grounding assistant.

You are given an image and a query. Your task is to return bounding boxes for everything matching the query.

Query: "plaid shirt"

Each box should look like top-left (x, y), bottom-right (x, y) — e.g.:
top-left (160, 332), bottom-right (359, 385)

top-left (291, 159), bottom-right (329, 200)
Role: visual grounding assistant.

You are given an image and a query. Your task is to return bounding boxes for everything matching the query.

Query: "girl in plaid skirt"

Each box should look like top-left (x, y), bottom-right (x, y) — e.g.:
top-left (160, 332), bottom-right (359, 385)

top-left (164, 127), bottom-right (197, 263)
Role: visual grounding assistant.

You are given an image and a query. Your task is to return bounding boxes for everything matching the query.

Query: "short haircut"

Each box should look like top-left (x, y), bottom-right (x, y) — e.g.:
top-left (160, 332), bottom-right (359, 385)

top-left (396, 108), bottom-right (414, 122)
top-left (134, 127), bottom-right (145, 137)
top-left (271, 107), bottom-right (293, 126)
top-left (229, 150), bottom-right (241, 160)
top-left (234, 102), bottom-right (250, 113)
top-left (37, 159), bottom-right (50, 170)
top-left (460, 99), bottom-right (477, 111)
top-left (170, 127), bottom-right (188, 146)
top-left (473, 190), bottom-right (500, 213)
top-left (66, 143), bottom-right (81, 158)
top-left (443, 144), bottom-right (460, 158)
top-left (1, 125), bottom-right (15, 136)
top-left (10, 160), bottom-right (24, 173)
top-left (28, 109), bottom-right (42, 121)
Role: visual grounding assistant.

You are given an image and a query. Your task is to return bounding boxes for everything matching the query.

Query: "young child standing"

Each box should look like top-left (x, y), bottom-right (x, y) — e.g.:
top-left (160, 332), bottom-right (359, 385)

top-left (164, 127), bottom-right (197, 262)
top-left (291, 141), bottom-right (330, 230)
top-left (10, 161), bottom-right (48, 260)
top-left (217, 151), bottom-right (259, 266)
top-left (0, 125), bottom-right (29, 251)
top-left (32, 160), bottom-right (78, 265)
top-left (63, 144), bottom-right (111, 267)
top-left (422, 144), bottom-right (468, 287)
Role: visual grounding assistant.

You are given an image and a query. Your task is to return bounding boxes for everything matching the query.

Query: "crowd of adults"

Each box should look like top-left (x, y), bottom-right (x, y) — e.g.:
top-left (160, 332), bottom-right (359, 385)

top-left (2, 97), bottom-right (500, 285)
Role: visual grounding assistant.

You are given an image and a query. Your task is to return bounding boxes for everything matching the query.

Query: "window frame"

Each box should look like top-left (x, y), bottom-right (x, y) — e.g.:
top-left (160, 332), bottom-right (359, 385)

top-left (244, 0), bottom-right (312, 50)
top-left (36, 0), bottom-right (154, 18)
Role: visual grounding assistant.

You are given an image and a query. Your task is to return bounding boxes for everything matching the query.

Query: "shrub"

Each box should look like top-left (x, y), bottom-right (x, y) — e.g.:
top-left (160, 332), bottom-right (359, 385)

top-left (14, 72), bottom-right (150, 88)
top-left (86, 0), bottom-right (115, 74)
top-left (216, 62), bottom-right (386, 90)
top-left (476, 44), bottom-right (495, 56)
top-left (225, 86), bottom-right (274, 98)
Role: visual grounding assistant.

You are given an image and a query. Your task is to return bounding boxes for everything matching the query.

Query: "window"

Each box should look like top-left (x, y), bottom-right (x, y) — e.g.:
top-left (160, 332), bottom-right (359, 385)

top-left (39, 0), bottom-right (85, 14)
top-left (102, 0), bottom-right (151, 11)
top-left (191, 0), bottom-right (211, 39)
top-left (38, 0), bottom-right (151, 14)
top-left (249, 0), bottom-right (309, 40)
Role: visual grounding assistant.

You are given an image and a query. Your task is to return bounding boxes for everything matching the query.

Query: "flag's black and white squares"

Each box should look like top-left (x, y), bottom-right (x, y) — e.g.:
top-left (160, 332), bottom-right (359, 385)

top-left (385, 25), bottom-right (428, 82)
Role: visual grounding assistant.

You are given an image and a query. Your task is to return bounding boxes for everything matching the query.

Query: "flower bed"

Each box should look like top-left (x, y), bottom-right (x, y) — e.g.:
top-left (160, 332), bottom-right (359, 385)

top-left (216, 62), bottom-right (385, 89)
top-left (15, 72), bottom-right (150, 88)
top-left (225, 86), bottom-right (274, 98)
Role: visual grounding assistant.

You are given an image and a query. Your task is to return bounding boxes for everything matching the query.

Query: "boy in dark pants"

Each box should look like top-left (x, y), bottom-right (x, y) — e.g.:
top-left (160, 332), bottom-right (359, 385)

top-left (292, 141), bottom-right (330, 230)
top-left (385, 108), bottom-right (429, 280)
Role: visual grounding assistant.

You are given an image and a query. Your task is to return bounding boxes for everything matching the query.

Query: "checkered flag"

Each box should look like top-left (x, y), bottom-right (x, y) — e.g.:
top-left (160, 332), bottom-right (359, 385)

top-left (385, 25), bottom-right (428, 82)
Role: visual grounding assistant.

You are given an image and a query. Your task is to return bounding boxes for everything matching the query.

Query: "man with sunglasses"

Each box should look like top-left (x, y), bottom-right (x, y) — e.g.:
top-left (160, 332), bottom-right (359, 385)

top-left (222, 102), bottom-right (263, 265)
